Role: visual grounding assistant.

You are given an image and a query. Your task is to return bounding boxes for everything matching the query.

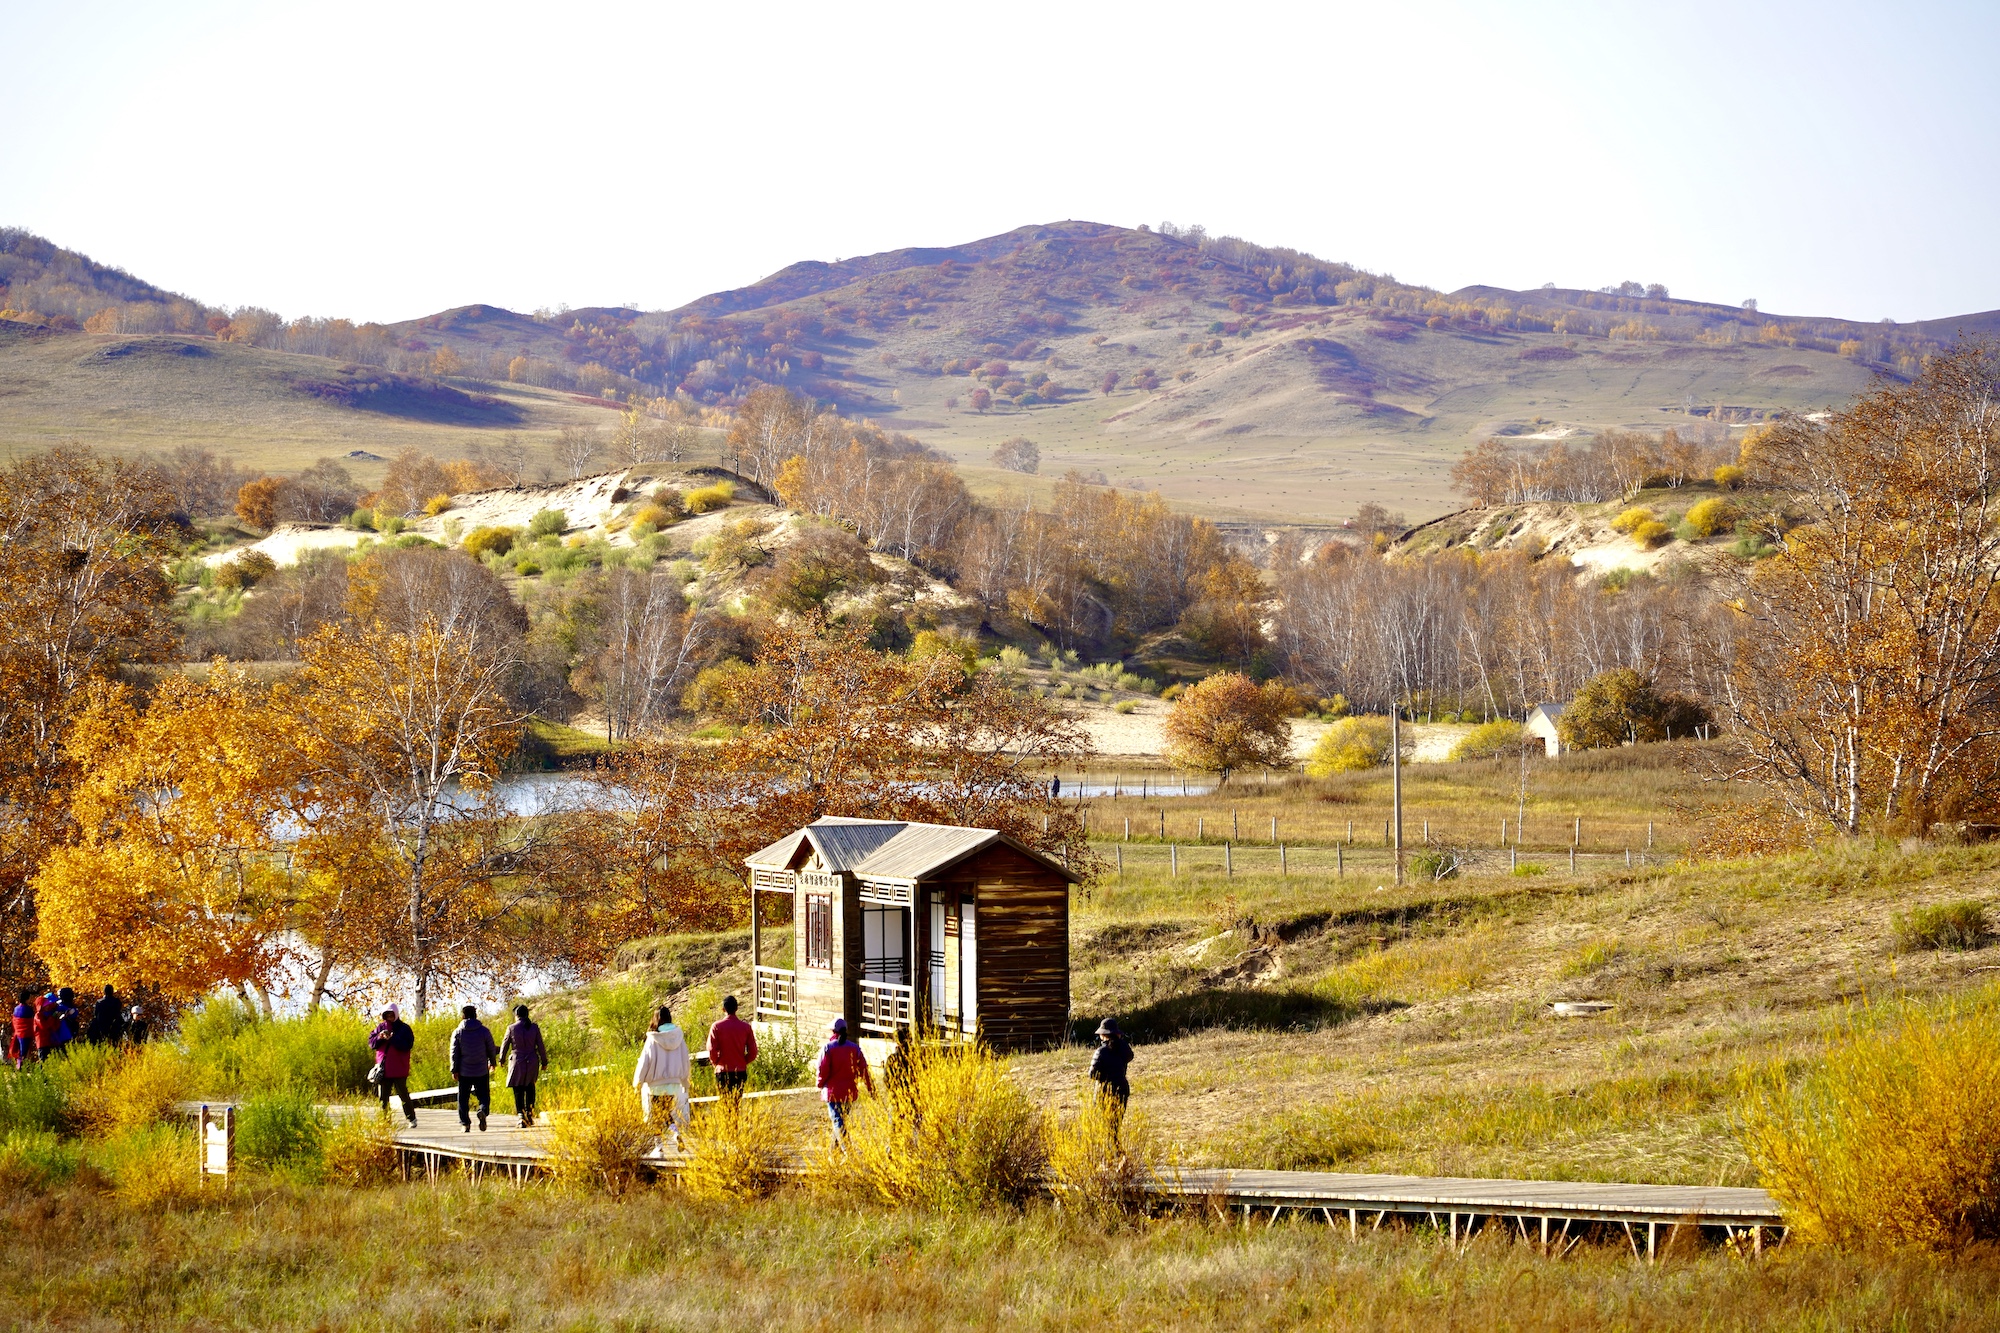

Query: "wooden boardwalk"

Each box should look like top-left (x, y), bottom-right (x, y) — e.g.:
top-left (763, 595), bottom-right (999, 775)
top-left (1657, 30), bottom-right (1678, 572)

top-left (383, 1110), bottom-right (1783, 1255)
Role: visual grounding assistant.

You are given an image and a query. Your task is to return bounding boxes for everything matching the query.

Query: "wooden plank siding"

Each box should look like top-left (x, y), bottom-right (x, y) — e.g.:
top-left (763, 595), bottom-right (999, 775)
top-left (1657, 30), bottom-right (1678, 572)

top-left (792, 870), bottom-right (847, 1039)
top-left (959, 845), bottom-right (1070, 1050)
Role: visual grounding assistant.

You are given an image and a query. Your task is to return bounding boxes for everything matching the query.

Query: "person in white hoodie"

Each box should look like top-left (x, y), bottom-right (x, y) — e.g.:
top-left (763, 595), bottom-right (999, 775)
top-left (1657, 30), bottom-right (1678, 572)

top-left (631, 1005), bottom-right (691, 1141)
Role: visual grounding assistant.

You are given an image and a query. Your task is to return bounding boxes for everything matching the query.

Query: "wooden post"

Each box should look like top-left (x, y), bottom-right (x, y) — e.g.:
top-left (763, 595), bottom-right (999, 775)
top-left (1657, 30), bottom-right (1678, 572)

top-left (1270, 815), bottom-right (1276, 844)
top-left (1392, 708), bottom-right (1404, 886)
top-left (1283, 844), bottom-right (1290, 876)
top-left (1170, 845), bottom-right (1178, 877)
top-left (1335, 843), bottom-right (1341, 876)
top-left (1159, 811), bottom-right (1165, 840)
top-left (1225, 843), bottom-right (1233, 876)
top-left (1423, 819), bottom-right (1429, 842)
top-left (1572, 815), bottom-right (1580, 846)
top-left (1124, 817), bottom-right (1130, 841)
top-left (1198, 816), bottom-right (1204, 842)
top-left (1510, 846), bottom-right (1517, 873)
top-left (1232, 809), bottom-right (1239, 840)
top-left (1500, 819), bottom-right (1505, 847)
top-left (1648, 821), bottom-right (1654, 849)
top-left (1626, 848), bottom-right (1632, 868)
top-left (1117, 845), bottom-right (1123, 879)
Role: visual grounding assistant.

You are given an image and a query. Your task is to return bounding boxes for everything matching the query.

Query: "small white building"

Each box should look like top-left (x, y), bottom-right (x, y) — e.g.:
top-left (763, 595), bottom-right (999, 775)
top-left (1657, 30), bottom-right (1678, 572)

top-left (1526, 702), bottom-right (1568, 759)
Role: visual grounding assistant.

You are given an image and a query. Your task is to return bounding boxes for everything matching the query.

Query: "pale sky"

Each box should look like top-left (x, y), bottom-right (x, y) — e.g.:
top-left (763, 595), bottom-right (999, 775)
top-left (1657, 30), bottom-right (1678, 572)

top-left (6, 0), bottom-right (1997, 325)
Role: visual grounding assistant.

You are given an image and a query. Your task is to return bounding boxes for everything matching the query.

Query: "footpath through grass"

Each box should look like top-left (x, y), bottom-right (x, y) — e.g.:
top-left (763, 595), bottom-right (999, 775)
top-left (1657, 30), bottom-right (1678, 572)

top-left (5, 1179), bottom-right (2000, 1331)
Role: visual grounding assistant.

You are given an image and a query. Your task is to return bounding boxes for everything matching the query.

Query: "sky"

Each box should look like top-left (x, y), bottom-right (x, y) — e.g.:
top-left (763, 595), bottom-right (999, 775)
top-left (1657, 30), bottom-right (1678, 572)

top-left (5, 0), bottom-right (1999, 325)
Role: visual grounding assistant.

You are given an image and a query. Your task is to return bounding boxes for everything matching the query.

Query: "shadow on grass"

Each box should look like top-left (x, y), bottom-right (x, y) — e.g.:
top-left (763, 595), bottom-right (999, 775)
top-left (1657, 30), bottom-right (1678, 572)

top-left (1079, 988), bottom-right (1402, 1044)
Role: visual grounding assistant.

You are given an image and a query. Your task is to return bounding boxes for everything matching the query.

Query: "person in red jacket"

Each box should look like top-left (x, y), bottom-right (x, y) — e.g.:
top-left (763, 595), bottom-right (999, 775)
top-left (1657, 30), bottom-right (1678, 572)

top-left (815, 1017), bottom-right (873, 1142)
top-left (32, 994), bottom-right (63, 1059)
top-left (706, 995), bottom-right (758, 1097)
top-left (369, 1004), bottom-right (418, 1127)
top-left (9, 988), bottom-right (34, 1069)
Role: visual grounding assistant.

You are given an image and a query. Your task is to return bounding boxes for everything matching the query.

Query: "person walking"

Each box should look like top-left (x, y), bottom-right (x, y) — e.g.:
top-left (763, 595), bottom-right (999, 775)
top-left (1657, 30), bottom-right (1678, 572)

top-left (816, 1017), bottom-right (872, 1143)
top-left (85, 985), bottom-right (125, 1046)
top-left (126, 1005), bottom-right (150, 1045)
top-left (9, 989), bottom-right (34, 1069)
top-left (369, 1005), bottom-right (418, 1127)
top-left (1088, 1018), bottom-right (1133, 1112)
top-left (54, 989), bottom-right (79, 1047)
top-left (706, 995), bottom-right (757, 1098)
top-left (32, 993), bottom-right (64, 1060)
top-left (499, 1004), bottom-right (548, 1128)
top-left (450, 1005), bottom-right (498, 1133)
top-left (632, 1006), bottom-right (691, 1144)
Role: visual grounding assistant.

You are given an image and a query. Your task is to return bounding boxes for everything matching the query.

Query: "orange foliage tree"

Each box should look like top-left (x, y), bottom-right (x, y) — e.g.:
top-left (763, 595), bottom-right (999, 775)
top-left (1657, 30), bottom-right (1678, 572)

top-left (1163, 672), bottom-right (1294, 781)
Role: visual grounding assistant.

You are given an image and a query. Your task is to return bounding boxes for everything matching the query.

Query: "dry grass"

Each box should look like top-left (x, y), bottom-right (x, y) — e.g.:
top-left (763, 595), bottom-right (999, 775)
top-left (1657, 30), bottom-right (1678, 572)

top-left (6, 1177), bottom-right (2000, 1330)
top-left (543, 1073), bottom-right (659, 1193)
top-left (678, 1097), bottom-right (786, 1202)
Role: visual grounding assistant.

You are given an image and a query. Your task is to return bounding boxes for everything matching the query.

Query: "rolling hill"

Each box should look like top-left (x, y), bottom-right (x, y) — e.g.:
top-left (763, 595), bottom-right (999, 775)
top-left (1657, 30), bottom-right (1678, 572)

top-left (2, 221), bottom-right (1987, 522)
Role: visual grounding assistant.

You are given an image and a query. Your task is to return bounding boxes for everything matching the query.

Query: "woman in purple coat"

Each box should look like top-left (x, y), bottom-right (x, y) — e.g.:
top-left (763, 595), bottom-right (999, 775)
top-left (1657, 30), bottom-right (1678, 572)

top-left (499, 1003), bottom-right (549, 1128)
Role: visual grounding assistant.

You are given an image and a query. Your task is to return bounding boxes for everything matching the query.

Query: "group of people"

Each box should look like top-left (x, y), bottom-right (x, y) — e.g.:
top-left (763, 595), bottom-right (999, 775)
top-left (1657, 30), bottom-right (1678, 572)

top-left (8, 984), bottom-right (148, 1069)
top-left (359, 991), bottom-right (1137, 1145)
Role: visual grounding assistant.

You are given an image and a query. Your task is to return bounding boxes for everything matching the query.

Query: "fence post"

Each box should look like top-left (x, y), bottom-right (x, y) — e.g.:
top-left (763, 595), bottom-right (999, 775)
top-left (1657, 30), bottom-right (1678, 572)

top-left (1573, 816), bottom-right (1580, 847)
top-left (1348, 820), bottom-right (1353, 845)
top-left (1510, 846), bottom-right (1517, 873)
top-left (1124, 817), bottom-right (1130, 841)
top-left (1283, 844), bottom-right (1290, 876)
top-left (1270, 815), bottom-right (1277, 844)
top-left (1335, 843), bottom-right (1341, 877)
top-left (1648, 821), bottom-right (1654, 849)
top-left (1626, 848), bottom-right (1632, 868)
top-left (1159, 811), bottom-right (1165, 840)
top-left (1117, 845), bottom-right (1124, 879)
top-left (1423, 819), bottom-right (1429, 842)
top-left (1383, 819), bottom-right (1390, 847)
top-left (1171, 845), bottom-right (1178, 877)
top-left (1500, 819), bottom-right (1506, 847)
top-left (1226, 843), bottom-right (1233, 876)
top-left (1198, 816), bottom-right (1204, 842)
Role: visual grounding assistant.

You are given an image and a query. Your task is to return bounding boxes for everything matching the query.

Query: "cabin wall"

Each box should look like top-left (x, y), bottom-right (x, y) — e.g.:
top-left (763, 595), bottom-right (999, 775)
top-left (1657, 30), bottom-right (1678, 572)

top-left (954, 845), bottom-right (1070, 1051)
top-left (791, 871), bottom-right (852, 1037)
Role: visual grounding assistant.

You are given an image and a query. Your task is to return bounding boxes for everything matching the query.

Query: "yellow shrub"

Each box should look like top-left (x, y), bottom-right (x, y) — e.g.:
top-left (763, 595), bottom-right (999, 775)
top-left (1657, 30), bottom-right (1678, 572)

top-left (1450, 718), bottom-right (1524, 761)
top-left (1304, 716), bottom-right (1390, 776)
top-left (422, 493), bottom-right (452, 517)
top-left (811, 1034), bottom-right (1043, 1212)
top-left (1611, 506), bottom-right (1655, 534)
top-left (68, 1044), bottom-right (191, 1139)
top-left (1683, 497), bottom-right (1738, 538)
top-left (684, 481), bottom-right (735, 514)
top-left (462, 526), bottom-right (520, 559)
top-left (1044, 1092), bottom-right (1160, 1224)
top-left (1632, 520), bottom-right (1673, 549)
top-left (1713, 463), bottom-right (1746, 490)
top-left (1740, 996), bottom-right (2000, 1249)
top-left (630, 503), bottom-right (674, 532)
top-left (678, 1098), bottom-right (786, 1203)
top-left (91, 1125), bottom-right (200, 1209)
top-left (545, 1076), bottom-right (659, 1194)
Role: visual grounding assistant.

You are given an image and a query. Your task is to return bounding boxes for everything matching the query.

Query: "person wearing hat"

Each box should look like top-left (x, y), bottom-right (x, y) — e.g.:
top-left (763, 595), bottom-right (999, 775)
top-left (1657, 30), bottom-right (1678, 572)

top-left (369, 1004), bottom-right (418, 1127)
top-left (1088, 1018), bottom-right (1133, 1110)
top-left (815, 1017), bottom-right (873, 1142)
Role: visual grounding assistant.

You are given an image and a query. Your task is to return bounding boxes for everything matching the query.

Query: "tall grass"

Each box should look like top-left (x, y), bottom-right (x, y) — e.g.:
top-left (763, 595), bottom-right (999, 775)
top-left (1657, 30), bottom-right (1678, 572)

top-left (544, 1071), bottom-right (658, 1193)
top-left (236, 1088), bottom-right (332, 1183)
top-left (815, 1034), bottom-right (1044, 1212)
top-left (678, 1097), bottom-right (786, 1202)
top-left (1045, 1092), bottom-right (1159, 1224)
top-left (1741, 993), bottom-right (2000, 1249)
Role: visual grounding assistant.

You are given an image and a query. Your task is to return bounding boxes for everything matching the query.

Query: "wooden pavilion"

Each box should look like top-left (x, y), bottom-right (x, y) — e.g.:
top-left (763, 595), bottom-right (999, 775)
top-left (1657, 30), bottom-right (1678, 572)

top-left (744, 817), bottom-right (1078, 1052)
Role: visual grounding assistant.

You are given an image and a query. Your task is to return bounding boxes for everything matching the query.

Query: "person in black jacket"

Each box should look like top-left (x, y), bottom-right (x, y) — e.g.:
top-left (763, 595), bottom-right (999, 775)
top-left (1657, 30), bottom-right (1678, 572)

top-left (84, 985), bottom-right (125, 1045)
top-left (450, 1005), bottom-right (499, 1133)
top-left (1088, 1017), bottom-right (1133, 1112)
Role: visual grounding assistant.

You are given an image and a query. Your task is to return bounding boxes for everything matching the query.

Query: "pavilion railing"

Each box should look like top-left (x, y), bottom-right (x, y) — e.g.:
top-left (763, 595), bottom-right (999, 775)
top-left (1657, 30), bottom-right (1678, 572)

top-left (754, 966), bottom-right (797, 1022)
top-left (858, 979), bottom-right (915, 1034)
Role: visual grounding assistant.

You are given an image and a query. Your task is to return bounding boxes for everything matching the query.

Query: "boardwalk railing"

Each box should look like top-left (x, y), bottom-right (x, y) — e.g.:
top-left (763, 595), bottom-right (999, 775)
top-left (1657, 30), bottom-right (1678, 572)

top-left (858, 979), bottom-right (914, 1034)
top-left (755, 966), bottom-right (796, 1021)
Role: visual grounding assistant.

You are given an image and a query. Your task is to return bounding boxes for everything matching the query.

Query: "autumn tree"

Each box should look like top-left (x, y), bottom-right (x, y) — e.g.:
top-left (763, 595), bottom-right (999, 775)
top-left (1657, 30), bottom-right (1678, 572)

top-left (1558, 668), bottom-right (1709, 749)
top-left (32, 671), bottom-right (298, 1006)
top-left (375, 449), bottom-right (453, 517)
top-left (1721, 342), bottom-right (2000, 834)
top-left (0, 446), bottom-right (179, 980)
top-left (1162, 672), bottom-right (1293, 781)
top-left (566, 566), bottom-right (710, 740)
top-left (554, 425), bottom-right (605, 480)
top-left (990, 437), bottom-right (1040, 474)
top-left (235, 474), bottom-right (284, 529)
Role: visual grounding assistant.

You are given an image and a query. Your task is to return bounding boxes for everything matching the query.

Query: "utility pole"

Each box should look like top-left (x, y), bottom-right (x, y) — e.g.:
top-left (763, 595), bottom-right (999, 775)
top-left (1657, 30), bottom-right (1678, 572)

top-left (1392, 705), bottom-right (1405, 886)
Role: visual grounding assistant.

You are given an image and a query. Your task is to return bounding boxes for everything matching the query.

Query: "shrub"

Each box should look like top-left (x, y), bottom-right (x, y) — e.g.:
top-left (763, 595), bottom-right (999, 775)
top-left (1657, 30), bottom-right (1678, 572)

top-left (590, 980), bottom-right (656, 1051)
top-left (213, 549), bottom-right (277, 592)
top-left (629, 503), bottom-right (674, 535)
top-left (649, 486), bottom-right (686, 518)
top-left (375, 512), bottom-right (406, 536)
top-left (1559, 668), bottom-right (1710, 748)
top-left (462, 525), bottom-right (520, 559)
top-left (1714, 463), bottom-right (1746, 489)
top-left (422, 493), bottom-right (452, 517)
top-left (1683, 497), bottom-right (1738, 538)
top-left (1561, 937), bottom-right (1624, 977)
top-left (1162, 673), bottom-right (1295, 779)
top-left (1512, 861), bottom-right (1548, 877)
top-left (0, 1130), bottom-right (80, 1189)
top-left (1611, 506), bottom-right (1655, 534)
top-left (545, 1075), bottom-right (658, 1194)
top-left (1631, 519), bottom-right (1674, 548)
top-left (684, 481), bottom-right (735, 514)
top-left (236, 1088), bottom-right (331, 1182)
top-left (68, 1044), bottom-right (191, 1138)
top-left (1159, 683), bottom-right (1185, 702)
top-left (1114, 700), bottom-right (1138, 714)
top-left (89, 1124), bottom-right (198, 1209)
top-left (1044, 1093), bottom-right (1156, 1224)
top-left (179, 1001), bottom-right (373, 1099)
top-left (514, 559), bottom-right (543, 578)
top-left (347, 507), bottom-right (376, 531)
top-left (1741, 997), bottom-right (2000, 1249)
top-left (527, 508), bottom-right (568, 538)
top-left (814, 1034), bottom-right (1044, 1212)
top-left (1450, 718), bottom-right (1524, 761)
top-left (678, 1098), bottom-right (785, 1202)
top-left (1304, 717), bottom-right (1391, 776)
top-left (746, 1025), bottom-right (814, 1093)
top-left (1410, 847), bottom-right (1461, 881)
top-left (1894, 901), bottom-right (1990, 953)
top-left (321, 1113), bottom-right (400, 1186)
top-left (0, 1063), bottom-right (69, 1137)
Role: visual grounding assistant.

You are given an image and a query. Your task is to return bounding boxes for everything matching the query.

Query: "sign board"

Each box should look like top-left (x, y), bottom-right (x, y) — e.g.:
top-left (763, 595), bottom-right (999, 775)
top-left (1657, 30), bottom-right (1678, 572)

top-left (198, 1103), bottom-right (233, 1181)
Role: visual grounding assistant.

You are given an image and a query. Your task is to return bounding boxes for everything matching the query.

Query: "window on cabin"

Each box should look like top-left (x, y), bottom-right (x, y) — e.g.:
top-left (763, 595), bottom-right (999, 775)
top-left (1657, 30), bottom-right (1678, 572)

top-left (805, 893), bottom-right (833, 970)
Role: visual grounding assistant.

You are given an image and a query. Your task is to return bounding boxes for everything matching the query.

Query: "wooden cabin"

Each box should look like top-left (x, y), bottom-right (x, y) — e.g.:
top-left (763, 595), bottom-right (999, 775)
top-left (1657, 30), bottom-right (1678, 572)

top-left (1526, 702), bottom-right (1568, 759)
top-left (744, 817), bottom-right (1078, 1052)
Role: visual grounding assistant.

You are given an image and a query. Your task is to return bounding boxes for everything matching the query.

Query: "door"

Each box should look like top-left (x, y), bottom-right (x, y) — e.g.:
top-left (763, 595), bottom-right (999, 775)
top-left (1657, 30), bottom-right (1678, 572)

top-left (929, 893), bottom-right (949, 1025)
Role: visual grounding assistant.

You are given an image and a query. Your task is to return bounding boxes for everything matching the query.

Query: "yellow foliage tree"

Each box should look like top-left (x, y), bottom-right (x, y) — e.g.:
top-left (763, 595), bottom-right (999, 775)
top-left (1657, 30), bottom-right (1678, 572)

top-left (32, 671), bottom-right (297, 1004)
top-left (1162, 672), bottom-right (1293, 781)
